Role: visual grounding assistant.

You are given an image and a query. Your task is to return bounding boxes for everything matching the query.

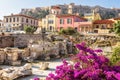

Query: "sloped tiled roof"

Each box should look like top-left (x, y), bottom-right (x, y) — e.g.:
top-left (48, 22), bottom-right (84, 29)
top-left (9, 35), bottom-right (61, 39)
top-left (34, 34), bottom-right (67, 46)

top-left (51, 6), bottom-right (61, 9)
top-left (4, 14), bottom-right (38, 20)
top-left (113, 17), bottom-right (120, 20)
top-left (56, 14), bottom-right (87, 21)
top-left (93, 19), bottom-right (114, 24)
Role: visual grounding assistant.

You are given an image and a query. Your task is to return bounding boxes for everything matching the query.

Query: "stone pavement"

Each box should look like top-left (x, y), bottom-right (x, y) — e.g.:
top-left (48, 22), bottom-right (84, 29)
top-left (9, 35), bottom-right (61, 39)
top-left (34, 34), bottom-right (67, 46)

top-left (10, 58), bottom-right (67, 80)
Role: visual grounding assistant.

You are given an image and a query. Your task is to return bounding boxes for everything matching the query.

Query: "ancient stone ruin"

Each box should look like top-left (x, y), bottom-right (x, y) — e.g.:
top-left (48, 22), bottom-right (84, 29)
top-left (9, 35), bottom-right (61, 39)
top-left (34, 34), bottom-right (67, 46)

top-left (0, 63), bottom-right (32, 80)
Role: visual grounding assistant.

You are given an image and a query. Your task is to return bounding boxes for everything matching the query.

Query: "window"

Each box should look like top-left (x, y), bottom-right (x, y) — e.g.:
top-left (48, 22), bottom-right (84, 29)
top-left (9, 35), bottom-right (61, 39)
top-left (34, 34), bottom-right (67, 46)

top-left (94, 30), bottom-right (98, 33)
top-left (57, 11), bottom-right (59, 14)
top-left (6, 18), bottom-right (8, 22)
top-left (50, 26), bottom-right (53, 31)
top-left (48, 20), bottom-right (54, 24)
top-left (101, 25), bottom-right (106, 29)
top-left (13, 24), bottom-right (15, 26)
top-left (26, 19), bottom-right (28, 23)
top-left (22, 18), bottom-right (24, 22)
top-left (13, 18), bottom-right (15, 22)
top-left (17, 17), bottom-right (19, 22)
top-left (96, 25), bottom-right (99, 28)
top-left (67, 19), bottom-right (72, 24)
top-left (10, 18), bottom-right (12, 22)
top-left (60, 19), bottom-right (64, 24)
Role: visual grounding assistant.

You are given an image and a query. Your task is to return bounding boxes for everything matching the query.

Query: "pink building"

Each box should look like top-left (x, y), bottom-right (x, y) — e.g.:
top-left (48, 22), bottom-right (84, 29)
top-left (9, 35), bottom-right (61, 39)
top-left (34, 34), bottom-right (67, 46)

top-left (56, 14), bottom-right (92, 33)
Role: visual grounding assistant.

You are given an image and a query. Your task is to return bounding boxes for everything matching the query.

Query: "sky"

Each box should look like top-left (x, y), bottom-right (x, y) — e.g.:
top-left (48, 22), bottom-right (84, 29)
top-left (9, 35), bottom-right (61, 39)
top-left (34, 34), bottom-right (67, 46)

top-left (0, 0), bottom-right (120, 19)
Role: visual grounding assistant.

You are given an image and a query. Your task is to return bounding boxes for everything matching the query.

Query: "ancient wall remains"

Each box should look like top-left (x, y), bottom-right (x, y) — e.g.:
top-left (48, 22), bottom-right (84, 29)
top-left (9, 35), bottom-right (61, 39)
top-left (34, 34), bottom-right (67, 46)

top-left (13, 34), bottom-right (43, 48)
top-left (0, 36), bottom-right (14, 48)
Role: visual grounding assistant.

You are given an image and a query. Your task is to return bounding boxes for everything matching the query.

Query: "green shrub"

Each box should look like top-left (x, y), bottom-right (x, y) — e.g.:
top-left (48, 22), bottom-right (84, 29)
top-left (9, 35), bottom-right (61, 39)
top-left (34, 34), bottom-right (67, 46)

top-left (110, 45), bottom-right (120, 65)
top-left (59, 27), bottom-right (78, 35)
top-left (24, 26), bottom-right (36, 34)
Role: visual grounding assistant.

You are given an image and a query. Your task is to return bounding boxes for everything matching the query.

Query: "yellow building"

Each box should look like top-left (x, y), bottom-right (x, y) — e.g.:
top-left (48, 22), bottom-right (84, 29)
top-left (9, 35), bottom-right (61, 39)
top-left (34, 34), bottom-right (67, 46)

top-left (93, 19), bottom-right (114, 34)
top-left (84, 11), bottom-right (101, 21)
top-left (42, 14), bottom-right (57, 32)
top-left (42, 6), bottom-right (61, 32)
top-left (38, 19), bottom-right (42, 27)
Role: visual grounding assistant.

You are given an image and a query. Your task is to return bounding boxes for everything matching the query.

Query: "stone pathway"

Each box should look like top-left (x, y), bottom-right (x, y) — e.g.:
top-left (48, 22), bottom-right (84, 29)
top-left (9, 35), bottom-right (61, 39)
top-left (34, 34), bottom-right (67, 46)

top-left (18, 59), bottom-right (63, 80)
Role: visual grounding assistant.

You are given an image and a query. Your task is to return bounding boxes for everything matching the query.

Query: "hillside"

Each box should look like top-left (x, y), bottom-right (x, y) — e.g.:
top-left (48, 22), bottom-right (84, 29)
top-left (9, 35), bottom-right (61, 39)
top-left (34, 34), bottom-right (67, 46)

top-left (20, 4), bottom-right (120, 19)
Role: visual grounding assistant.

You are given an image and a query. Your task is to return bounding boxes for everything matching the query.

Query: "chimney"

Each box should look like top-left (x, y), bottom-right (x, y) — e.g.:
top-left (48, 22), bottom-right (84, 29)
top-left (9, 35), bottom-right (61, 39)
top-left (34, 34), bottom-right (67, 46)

top-left (11, 13), bottom-right (13, 16)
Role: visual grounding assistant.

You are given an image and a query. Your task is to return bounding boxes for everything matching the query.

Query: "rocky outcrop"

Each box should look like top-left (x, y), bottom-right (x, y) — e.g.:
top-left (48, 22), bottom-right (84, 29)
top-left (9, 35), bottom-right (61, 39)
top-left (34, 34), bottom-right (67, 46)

top-left (20, 3), bottom-right (120, 19)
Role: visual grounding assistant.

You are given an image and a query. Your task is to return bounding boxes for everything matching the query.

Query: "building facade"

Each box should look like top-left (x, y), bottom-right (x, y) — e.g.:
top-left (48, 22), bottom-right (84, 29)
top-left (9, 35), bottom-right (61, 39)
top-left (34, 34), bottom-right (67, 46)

top-left (93, 19), bottom-right (114, 34)
top-left (42, 6), bottom-right (61, 32)
top-left (56, 14), bottom-right (89, 32)
top-left (68, 3), bottom-right (74, 14)
top-left (3, 14), bottom-right (38, 32)
top-left (42, 14), bottom-right (57, 32)
top-left (84, 10), bottom-right (101, 21)
top-left (50, 6), bottom-right (61, 15)
top-left (0, 20), bottom-right (5, 32)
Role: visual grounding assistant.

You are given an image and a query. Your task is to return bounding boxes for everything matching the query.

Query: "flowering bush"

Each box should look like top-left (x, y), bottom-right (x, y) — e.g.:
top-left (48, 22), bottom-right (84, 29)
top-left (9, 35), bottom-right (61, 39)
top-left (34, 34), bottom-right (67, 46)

top-left (46, 42), bottom-right (120, 80)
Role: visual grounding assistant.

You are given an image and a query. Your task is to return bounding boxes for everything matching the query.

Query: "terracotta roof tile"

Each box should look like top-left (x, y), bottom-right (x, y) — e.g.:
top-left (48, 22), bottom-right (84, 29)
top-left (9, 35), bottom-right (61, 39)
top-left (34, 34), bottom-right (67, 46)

top-left (51, 6), bottom-right (61, 9)
top-left (56, 14), bottom-right (87, 21)
top-left (93, 19), bottom-right (114, 24)
top-left (4, 14), bottom-right (38, 20)
top-left (113, 17), bottom-right (120, 20)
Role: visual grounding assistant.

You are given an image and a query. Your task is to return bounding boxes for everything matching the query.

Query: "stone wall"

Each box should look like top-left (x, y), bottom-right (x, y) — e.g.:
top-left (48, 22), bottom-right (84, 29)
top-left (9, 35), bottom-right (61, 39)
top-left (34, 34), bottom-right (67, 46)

top-left (0, 34), bottom-right (43, 48)
top-left (13, 34), bottom-right (43, 48)
top-left (0, 36), bottom-right (14, 48)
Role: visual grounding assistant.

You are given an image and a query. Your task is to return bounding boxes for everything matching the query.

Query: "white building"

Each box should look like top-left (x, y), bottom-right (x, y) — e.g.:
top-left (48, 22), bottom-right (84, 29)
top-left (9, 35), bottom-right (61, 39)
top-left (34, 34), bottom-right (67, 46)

top-left (3, 14), bottom-right (38, 32)
top-left (0, 20), bottom-right (5, 32)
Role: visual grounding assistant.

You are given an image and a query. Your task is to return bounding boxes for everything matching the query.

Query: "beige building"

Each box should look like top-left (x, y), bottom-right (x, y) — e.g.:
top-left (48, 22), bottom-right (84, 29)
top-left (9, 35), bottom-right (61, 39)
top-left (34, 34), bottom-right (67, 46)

top-left (68, 3), bottom-right (74, 14)
top-left (35, 19), bottom-right (42, 33)
top-left (50, 6), bottom-right (61, 15)
top-left (93, 19), bottom-right (114, 34)
top-left (42, 6), bottom-right (61, 32)
top-left (84, 10), bottom-right (101, 21)
top-left (0, 20), bottom-right (5, 32)
top-left (42, 14), bottom-right (57, 32)
top-left (38, 19), bottom-right (42, 27)
top-left (3, 14), bottom-right (38, 32)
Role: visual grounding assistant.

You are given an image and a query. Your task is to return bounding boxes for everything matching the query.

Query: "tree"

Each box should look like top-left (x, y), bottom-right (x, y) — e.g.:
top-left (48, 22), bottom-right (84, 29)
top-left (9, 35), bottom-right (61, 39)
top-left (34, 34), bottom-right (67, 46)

top-left (113, 21), bottom-right (120, 36)
top-left (59, 27), bottom-right (78, 35)
top-left (24, 26), bottom-right (36, 34)
top-left (79, 13), bottom-right (84, 17)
